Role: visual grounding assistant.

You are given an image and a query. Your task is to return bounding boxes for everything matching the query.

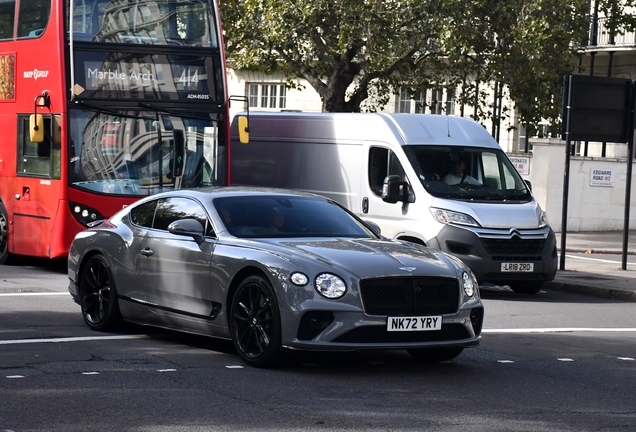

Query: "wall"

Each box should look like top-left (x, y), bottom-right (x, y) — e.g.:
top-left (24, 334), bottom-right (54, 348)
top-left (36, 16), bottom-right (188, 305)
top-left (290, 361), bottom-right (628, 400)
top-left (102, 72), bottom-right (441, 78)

top-left (520, 138), bottom-right (636, 232)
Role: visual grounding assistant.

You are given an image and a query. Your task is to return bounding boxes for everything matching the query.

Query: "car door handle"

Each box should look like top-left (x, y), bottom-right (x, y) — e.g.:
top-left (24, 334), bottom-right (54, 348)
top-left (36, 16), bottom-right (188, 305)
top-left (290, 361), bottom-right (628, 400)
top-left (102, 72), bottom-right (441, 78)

top-left (140, 248), bottom-right (154, 257)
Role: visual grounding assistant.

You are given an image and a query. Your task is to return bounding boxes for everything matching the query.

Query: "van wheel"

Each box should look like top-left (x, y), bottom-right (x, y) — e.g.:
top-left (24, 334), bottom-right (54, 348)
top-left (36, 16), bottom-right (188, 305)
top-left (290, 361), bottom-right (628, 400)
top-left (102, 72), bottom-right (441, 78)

top-left (510, 282), bottom-right (543, 295)
top-left (407, 347), bottom-right (464, 362)
top-left (0, 202), bottom-right (12, 265)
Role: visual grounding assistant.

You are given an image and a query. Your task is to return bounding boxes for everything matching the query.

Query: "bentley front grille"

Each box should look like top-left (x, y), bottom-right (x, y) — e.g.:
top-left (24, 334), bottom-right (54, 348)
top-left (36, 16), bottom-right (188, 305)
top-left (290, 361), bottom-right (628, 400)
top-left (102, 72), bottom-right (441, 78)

top-left (359, 277), bottom-right (460, 316)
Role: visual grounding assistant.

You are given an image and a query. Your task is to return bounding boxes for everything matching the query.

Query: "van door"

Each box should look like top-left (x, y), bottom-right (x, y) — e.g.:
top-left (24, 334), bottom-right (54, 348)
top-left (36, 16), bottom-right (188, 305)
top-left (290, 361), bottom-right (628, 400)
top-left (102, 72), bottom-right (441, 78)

top-left (362, 146), bottom-right (416, 240)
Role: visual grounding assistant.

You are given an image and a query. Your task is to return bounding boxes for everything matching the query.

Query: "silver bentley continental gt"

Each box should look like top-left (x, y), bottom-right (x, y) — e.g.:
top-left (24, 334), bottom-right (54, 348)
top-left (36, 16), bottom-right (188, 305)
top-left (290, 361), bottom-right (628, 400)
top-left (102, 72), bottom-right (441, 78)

top-left (68, 187), bottom-right (484, 367)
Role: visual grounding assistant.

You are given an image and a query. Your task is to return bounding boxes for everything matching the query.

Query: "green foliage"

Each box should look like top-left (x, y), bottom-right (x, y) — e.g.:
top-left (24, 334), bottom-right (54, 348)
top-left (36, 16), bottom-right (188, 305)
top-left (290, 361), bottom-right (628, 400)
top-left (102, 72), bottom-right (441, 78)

top-left (220, 0), bottom-right (636, 132)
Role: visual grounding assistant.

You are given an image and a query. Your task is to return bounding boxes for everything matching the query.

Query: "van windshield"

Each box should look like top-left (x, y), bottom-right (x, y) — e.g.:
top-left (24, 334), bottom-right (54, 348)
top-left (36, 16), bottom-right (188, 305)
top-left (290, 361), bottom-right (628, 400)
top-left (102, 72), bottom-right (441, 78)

top-left (402, 146), bottom-right (532, 202)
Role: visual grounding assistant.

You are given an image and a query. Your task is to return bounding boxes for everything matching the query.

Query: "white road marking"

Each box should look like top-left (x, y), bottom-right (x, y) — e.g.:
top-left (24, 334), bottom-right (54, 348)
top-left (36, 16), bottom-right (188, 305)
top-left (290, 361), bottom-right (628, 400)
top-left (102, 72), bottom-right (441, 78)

top-left (225, 365), bottom-right (244, 369)
top-left (557, 358), bottom-right (574, 362)
top-left (6, 375), bottom-right (24, 379)
top-left (618, 357), bottom-right (635, 361)
top-left (0, 292), bottom-right (69, 296)
top-left (565, 254), bottom-right (636, 265)
top-left (157, 369), bottom-right (177, 372)
top-left (483, 328), bottom-right (636, 334)
top-left (497, 360), bottom-right (515, 363)
top-left (0, 335), bottom-right (150, 345)
top-left (82, 372), bottom-right (99, 375)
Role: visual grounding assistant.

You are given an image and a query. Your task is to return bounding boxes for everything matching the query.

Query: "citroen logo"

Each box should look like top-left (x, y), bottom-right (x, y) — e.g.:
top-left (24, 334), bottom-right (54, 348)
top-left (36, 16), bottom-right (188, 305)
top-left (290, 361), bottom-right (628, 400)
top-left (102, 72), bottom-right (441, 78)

top-left (399, 267), bottom-right (416, 272)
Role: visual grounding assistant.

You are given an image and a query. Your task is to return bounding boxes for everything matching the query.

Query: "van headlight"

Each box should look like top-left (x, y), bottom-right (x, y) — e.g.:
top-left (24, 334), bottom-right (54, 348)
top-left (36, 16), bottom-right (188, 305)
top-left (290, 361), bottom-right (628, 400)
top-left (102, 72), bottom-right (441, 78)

top-left (430, 208), bottom-right (480, 227)
top-left (539, 211), bottom-right (548, 228)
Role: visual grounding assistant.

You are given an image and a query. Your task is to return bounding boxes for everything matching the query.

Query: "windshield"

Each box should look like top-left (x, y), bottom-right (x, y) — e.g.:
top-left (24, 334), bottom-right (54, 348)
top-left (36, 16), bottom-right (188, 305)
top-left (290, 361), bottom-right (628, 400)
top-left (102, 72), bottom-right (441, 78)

top-left (403, 145), bottom-right (531, 202)
top-left (69, 0), bottom-right (218, 47)
top-left (214, 196), bottom-right (377, 239)
top-left (69, 109), bottom-right (226, 196)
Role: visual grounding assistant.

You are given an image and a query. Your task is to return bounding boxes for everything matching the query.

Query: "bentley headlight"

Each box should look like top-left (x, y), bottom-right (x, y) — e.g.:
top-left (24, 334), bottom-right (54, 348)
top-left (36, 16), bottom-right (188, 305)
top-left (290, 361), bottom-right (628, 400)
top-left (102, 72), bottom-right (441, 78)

top-left (462, 271), bottom-right (477, 298)
top-left (430, 208), bottom-right (480, 227)
top-left (290, 272), bottom-right (309, 286)
top-left (315, 273), bottom-right (347, 299)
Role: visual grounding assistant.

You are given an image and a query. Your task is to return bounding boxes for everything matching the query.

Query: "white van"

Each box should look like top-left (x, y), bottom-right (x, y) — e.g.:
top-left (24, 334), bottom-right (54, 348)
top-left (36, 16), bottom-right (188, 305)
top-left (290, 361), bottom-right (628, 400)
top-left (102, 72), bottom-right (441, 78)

top-left (230, 112), bottom-right (557, 294)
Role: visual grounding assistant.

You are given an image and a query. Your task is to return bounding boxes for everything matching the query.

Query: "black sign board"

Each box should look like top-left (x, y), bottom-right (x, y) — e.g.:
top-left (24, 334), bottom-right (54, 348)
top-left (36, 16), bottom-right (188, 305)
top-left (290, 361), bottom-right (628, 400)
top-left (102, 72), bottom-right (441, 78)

top-left (562, 75), bottom-right (633, 143)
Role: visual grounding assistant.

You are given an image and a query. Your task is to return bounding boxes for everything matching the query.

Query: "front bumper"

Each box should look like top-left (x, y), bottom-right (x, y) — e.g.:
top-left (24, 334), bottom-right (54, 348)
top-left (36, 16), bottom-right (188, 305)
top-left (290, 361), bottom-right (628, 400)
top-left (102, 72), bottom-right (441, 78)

top-left (280, 304), bottom-right (484, 351)
top-left (429, 224), bottom-right (558, 286)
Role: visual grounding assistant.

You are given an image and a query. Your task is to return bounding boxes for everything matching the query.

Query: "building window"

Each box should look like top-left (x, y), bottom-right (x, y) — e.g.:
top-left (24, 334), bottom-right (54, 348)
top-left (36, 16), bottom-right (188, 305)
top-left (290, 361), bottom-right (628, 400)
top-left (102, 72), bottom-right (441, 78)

top-left (445, 87), bottom-right (456, 114)
top-left (431, 89), bottom-right (443, 114)
top-left (248, 84), bottom-right (287, 110)
top-left (398, 88), bottom-right (411, 113)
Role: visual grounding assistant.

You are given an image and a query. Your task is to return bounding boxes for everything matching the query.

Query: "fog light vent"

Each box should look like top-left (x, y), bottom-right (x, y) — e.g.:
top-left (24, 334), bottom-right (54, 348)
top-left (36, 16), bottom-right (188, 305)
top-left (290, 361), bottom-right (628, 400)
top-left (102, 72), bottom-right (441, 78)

top-left (470, 307), bottom-right (484, 336)
top-left (296, 311), bottom-right (334, 341)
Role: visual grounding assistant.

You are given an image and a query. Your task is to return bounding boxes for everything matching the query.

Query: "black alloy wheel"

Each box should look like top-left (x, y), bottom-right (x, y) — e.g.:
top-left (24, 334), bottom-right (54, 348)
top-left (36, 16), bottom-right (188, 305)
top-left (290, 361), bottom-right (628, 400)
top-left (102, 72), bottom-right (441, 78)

top-left (79, 254), bottom-right (122, 331)
top-left (0, 202), bottom-right (11, 265)
top-left (407, 347), bottom-right (464, 363)
top-left (230, 275), bottom-right (283, 368)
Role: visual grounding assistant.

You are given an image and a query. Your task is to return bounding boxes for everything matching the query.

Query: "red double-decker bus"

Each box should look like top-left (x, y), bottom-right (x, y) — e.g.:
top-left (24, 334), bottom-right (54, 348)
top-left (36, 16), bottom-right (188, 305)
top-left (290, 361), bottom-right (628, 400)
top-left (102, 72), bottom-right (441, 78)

top-left (0, 0), bottom-right (230, 264)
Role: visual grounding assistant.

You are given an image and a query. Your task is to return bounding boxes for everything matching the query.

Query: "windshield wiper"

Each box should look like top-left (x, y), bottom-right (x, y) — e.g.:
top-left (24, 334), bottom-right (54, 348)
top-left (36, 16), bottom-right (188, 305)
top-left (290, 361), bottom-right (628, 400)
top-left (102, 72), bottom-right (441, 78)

top-left (138, 102), bottom-right (217, 121)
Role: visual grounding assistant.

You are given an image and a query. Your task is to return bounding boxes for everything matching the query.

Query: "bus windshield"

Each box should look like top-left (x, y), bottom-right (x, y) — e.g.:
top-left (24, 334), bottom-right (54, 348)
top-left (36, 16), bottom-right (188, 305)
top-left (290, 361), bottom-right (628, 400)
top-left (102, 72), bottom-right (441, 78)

top-left (69, 109), bottom-right (226, 196)
top-left (402, 145), bottom-right (532, 202)
top-left (69, 0), bottom-right (218, 47)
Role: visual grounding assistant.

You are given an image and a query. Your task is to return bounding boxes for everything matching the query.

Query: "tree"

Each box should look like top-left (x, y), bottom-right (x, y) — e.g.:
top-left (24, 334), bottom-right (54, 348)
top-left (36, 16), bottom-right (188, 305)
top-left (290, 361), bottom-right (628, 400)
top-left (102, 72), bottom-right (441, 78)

top-left (220, 0), bottom-right (455, 112)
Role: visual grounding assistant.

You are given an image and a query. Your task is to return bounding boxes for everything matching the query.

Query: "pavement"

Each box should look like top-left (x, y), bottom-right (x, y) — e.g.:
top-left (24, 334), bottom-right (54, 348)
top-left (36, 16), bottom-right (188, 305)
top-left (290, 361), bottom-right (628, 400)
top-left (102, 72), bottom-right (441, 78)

top-left (539, 230), bottom-right (636, 301)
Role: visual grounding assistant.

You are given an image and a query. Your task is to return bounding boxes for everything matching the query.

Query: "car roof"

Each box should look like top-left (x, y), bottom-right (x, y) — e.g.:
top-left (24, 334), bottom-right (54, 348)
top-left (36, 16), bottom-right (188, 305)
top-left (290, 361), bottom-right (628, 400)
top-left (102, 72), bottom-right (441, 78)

top-left (133, 186), bottom-right (327, 205)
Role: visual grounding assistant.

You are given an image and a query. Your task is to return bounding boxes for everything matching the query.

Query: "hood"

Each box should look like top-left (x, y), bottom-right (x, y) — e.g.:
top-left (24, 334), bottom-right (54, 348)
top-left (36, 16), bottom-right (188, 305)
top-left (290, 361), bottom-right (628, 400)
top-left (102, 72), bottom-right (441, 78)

top-left (255, 237), bottom-right (459, 279)
top-left (432, 198), bottom-right (544, 229)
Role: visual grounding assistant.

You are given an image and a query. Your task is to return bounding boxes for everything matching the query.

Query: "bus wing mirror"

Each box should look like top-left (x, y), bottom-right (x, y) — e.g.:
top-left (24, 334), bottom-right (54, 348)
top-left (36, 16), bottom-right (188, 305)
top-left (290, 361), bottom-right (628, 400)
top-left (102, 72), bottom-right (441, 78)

top-left (30, 114), bottom-right (45, 143)
top-left (172, 129), bottom-right (186, 178)
top-left (237, 115), bottom-right (249, 144)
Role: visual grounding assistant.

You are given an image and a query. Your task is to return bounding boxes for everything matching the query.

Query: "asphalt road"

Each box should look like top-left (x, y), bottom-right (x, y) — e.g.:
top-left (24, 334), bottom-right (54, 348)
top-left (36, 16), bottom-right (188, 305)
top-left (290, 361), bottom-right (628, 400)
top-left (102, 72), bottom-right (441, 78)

top-left (1, 258), bottom-right (635, 432)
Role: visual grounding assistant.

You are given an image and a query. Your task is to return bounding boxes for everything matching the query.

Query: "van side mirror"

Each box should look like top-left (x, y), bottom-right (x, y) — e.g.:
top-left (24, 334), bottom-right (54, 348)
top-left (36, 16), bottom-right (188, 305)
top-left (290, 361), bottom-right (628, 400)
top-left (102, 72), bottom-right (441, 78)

top-left (30, 114), bottom-right (44, 143)
top-left (237, 115), bottom-right (249, 144)
top-left (382, 175), bottom-right (415, 204)
top-left (524, 179), bottom-right (533, 191)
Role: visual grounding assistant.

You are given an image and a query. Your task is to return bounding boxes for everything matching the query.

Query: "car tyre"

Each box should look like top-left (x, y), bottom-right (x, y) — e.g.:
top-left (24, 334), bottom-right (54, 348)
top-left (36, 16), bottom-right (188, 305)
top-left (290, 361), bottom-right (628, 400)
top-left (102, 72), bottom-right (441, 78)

top-left (79, 254), bottom-right (122, 331)
top-left (230, 275), bottom-right (283, 368)
top-left (0, 202), bottom-right (13, 265)
top-left (509, 281), bottom-right (543, 295)
top-left (407, 347), bottom-right (464, 363)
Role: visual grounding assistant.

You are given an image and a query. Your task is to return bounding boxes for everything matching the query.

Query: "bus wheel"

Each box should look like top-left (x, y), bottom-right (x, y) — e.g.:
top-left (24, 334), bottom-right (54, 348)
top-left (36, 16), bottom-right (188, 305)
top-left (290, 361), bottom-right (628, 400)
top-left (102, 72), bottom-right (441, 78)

top-left (230, 275), bottom-right (283, 368)
top-left (0, 202), bottom-right (11, 265)
top-left (79, 255), bottom-right (122, 331)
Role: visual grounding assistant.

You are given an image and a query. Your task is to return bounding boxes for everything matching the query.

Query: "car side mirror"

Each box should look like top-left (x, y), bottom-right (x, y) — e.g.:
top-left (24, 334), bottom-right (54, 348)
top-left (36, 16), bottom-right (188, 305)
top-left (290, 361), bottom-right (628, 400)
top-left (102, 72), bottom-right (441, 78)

top-left (363, 220), bottom-right (381, 236)
top-left (382, 175), bottom-right (414, 204)
top-left (168, 218), bottom-right (205, 244)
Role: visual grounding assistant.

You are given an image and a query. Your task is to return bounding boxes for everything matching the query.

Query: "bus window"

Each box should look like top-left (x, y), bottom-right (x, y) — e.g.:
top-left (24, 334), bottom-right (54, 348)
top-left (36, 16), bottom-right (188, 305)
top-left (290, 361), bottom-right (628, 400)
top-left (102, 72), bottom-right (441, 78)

top-left (17, 0), bottom-right (51, 38)
top-left (17, 114), bottom-right (61, 179)
top-left (0, 0), bottom-right (15, 40)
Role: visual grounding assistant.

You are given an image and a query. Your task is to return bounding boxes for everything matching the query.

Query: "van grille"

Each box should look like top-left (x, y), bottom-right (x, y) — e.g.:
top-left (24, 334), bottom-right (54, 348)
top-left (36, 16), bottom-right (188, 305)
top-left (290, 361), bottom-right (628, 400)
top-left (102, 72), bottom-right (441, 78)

top-left (483, 237), bottom-right (544, 255)
top-left (359, 277), bottom-right (459, 316)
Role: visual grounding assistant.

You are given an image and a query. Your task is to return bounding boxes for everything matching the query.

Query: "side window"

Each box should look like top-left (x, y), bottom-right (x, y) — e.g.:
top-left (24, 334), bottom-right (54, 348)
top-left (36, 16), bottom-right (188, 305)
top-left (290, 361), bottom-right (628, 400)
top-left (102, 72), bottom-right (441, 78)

top-left (0, 1), bottom-right (16, 40)
top-left (153, 197), bottom-right (213, 236)
top-left (368, 147), bottom-right (407, 197)
top-left (481, 152), bottom-right (501, 190)
top-left (17, 114), bottom-right (61, 178)
top-left (17, 0), bottom-right (51, 38)
top-left (130, 200), bottom-right (158, 228)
